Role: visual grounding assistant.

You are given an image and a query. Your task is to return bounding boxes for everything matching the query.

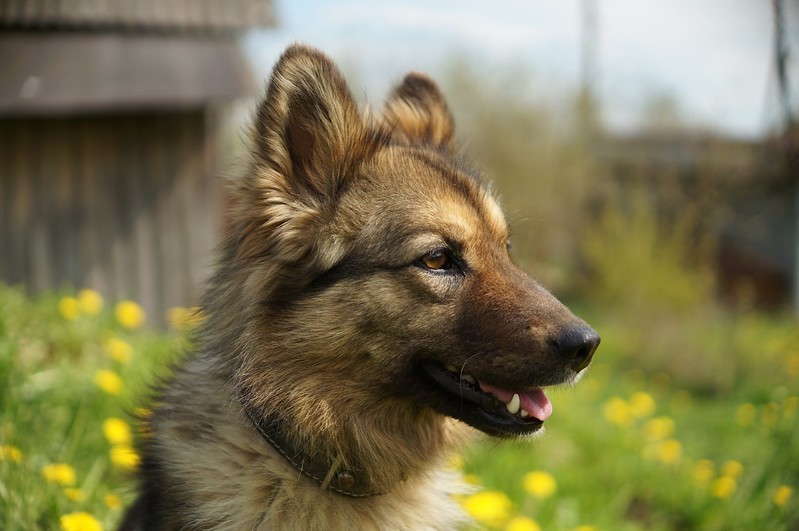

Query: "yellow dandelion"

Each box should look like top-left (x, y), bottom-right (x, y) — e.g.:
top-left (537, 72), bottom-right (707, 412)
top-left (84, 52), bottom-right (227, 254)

top-left (115, 300), bottom-right (145, 329)
top-left (167, 306), bottom-right (205, 330)
top-left (761, 403), bottom-right (779, 427)
top-left (522, 471), bottom-right (557, 499)
top-left (656, 439), bottom-right (682, 465)
top-left (0, 444), bottom-right (23, 462)
top-left (94, 370), bottom-right (123, 395)
top-left (642, 416), bottom-right (675, 442)
top-left (773, 485), bottom-right (792, 507)
top-left (59, 297), bottom-right (80, 321)
top-left (735, 403), bottom-right (757, 427)
top-left (721, 460), bottom-right (743, 479)
top-left (64, 488), bottom-right (86, 502)
top-left (447, 453), bottom-right (464, 470)
top-left (603, 397), bottom-right (633, 428)
top-left (711, 476), bottom-right (736, 499)
top-left (461, 490), bottom-right (512, 527)
top-left (104, 493), bottom-right (123, 510)
top-left (693, 459), bottom-right (715, 486)
top-left (630, 391), bottom-right (656, 418)
top-left (575, 526), bottom-right (598, 531)
top-left (463, 474), bottom-right (481, 485)
top-left (103, 418), bottom-right (132, 446)
top-left (103, 337), bottom-right (133, 364)
top-left (77, 289), bottom-right (103, 316)
top-left (506, 515), bottom-right (541, 531)
top-left (42, 463), bottom-right (77, 486)
top-left (59, 511), bottom-right (103, 531)
top-left (110, 445), bottom-right (140, 471)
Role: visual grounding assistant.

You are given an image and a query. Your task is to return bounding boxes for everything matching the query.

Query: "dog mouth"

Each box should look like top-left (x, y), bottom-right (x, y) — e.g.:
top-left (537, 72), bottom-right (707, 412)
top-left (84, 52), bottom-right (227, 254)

top-left (420, 362), bottom-right (553, 437)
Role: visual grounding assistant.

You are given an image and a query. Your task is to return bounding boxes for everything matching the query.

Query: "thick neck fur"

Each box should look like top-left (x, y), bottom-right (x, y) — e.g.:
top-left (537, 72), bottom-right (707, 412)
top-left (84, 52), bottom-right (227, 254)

top-left (197, 242), bottom-right (462, 494)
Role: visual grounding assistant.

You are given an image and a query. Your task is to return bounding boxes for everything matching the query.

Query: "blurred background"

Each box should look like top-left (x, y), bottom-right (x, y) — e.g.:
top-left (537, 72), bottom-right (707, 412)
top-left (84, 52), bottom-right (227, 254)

top-left (2, 0), bottom-right (798, 323)
top-left (1, 1), bottom-right (798, 529)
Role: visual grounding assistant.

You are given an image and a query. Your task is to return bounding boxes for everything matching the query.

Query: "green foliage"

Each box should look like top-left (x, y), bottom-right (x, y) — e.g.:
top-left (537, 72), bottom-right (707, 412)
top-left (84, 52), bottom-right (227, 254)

top-left (582, 191), bottom-right (715, 314)
top-left (442, 61), bottom-right (596, 291)
top-left (0, 285), bottom-right (181, 530)
top-left (1, 286), bottom-right (797, 530)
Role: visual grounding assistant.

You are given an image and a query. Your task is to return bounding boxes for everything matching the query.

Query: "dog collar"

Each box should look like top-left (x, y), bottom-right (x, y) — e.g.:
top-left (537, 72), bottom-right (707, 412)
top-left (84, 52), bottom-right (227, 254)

top-left (241, 404), bottom-right (384, 498)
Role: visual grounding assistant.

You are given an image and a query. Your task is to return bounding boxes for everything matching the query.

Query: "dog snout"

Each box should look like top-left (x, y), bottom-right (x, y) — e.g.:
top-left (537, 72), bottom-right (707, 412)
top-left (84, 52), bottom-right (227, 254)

top-left (555, 326), bottom-right (600, 372)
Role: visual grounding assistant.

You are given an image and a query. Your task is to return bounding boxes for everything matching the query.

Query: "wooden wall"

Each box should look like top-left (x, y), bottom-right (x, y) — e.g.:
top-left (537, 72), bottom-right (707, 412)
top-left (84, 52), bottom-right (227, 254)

top-left (0, 110), bottom-right (223, 324)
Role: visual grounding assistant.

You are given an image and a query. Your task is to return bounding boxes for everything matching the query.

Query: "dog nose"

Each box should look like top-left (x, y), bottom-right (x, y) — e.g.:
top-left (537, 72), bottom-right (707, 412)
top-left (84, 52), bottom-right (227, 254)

top-left (555, 326), bottom-right (600, 372)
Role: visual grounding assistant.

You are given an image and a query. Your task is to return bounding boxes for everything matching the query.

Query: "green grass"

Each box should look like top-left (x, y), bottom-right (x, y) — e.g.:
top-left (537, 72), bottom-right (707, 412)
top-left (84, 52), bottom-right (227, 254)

top-left (0, 284), bottom-right (797, 530)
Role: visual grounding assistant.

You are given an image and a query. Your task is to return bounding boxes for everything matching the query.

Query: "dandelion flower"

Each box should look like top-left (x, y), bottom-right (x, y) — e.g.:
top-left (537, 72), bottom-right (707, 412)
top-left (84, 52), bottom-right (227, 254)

top-left (77, 289), bottom-right (103, 316)
top-left (773, 485), bottom-right (792, 507)
top-left (95, 370), bottom-right (123, 395)
top-left (104, 493), bottom-right (123, 510)
top-left (711, 476), bottom-right (736, 499)
top-left (103, 418), bottom-right (132, 446)
top-left (642, 416), bottom-right (675, 442)
top-left (656, 439), bottom-right (682, 465)
top-left (506, 515), bottom-right (541, 531)
top-left (59, 297), bottom-right (80, 321)
top-left (103, 337), bottom-right (133, 364)
top-left (64, 488), bottom-right (86, 502)
top-left (630, 391), bottom-right (656, 418)
top-left (447, 453), bottom-right (464, 470)
top-left (603, 397), bottom-right (633, 427)
top-left (0, 444), bottom-right (23, 462)
top-left (110, 445), bottom-right (140, 471)
top-left (463, 474), bottom-right (481, 485)
top-left (59, 511), bottom-right (103, 531)
top-left (168, 306), bottom-right (205, 330)
top-left (721, 460), bottom-right (743, 479)
top-left (735, 403), bottom-right (757, 427)
top-left (115, 300), bottom-right (145, 329)
top-left (461, 490), bottom-right (512, 527)
top-left (693, 459), bottom-right (715, 486)
top-left (522, 471), bottom-right (557, 499)
top-left (42, 463), bottom-right (77, 486)
top-left (574, 526), bottom-right (598, 531)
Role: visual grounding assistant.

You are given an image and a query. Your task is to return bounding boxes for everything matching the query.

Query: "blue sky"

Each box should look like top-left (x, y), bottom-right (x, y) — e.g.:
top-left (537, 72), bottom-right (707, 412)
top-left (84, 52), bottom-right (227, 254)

top-left (244, 0), bottom-right (799, 139)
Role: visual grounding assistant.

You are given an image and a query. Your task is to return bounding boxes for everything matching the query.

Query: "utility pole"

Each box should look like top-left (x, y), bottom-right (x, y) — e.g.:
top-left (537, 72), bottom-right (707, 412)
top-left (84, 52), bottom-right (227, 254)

top-left (771, 0), bottom-right (799, 315)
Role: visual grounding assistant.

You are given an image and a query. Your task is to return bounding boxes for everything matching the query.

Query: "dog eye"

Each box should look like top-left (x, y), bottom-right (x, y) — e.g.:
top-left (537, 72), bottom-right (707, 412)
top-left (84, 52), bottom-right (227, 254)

top-left (417, 249), bottom-right (451, 271)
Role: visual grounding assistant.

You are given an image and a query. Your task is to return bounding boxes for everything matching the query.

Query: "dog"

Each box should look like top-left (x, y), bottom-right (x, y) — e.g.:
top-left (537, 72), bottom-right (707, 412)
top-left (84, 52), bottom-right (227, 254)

top-left (120, 44), bottom-right (599, 530)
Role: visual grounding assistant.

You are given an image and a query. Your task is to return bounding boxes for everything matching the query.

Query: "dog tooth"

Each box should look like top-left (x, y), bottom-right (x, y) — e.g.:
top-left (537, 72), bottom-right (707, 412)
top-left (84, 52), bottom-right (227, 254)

top-left (506, 393), bottom-right (521, 414)
top-left (520, 409), bottom-right (529, 418)
top-left (462, 375), bottom-right (475, 384)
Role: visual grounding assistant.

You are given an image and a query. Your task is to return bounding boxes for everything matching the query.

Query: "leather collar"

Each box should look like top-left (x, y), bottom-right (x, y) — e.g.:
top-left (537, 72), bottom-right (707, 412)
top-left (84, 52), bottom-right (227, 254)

top-left (242, 404), bottom-right (384, 498)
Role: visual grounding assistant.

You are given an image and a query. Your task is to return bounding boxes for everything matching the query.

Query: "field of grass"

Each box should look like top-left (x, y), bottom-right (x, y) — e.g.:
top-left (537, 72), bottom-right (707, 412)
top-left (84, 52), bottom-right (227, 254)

top-left (0, 284), bottom-right (797, 530)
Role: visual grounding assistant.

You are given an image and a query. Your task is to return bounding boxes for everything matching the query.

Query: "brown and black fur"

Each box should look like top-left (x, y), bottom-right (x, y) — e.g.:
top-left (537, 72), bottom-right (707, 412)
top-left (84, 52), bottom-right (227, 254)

top-left (120, 44), bottom-right (599, 530)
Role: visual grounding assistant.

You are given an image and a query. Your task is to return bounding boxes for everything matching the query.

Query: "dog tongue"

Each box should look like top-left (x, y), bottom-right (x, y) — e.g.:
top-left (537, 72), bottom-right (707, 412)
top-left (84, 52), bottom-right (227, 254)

top-left (478, 381), bottom-right (553, 421)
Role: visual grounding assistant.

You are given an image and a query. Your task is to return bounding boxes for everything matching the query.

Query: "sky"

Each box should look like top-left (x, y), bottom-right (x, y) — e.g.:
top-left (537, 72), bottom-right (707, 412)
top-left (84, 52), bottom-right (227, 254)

top-left (244, 0), bottom-right (799, 139)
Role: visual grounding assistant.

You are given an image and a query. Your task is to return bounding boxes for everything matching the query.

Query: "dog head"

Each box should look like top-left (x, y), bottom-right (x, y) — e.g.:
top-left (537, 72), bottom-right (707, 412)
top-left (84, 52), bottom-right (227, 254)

top-left (228, 45), bottom-right (599, 443)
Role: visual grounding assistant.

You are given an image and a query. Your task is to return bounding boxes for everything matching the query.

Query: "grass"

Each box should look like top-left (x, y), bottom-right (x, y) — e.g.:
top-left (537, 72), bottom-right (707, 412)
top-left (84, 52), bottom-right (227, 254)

top-left (0, 284), bottom-right (797, 530)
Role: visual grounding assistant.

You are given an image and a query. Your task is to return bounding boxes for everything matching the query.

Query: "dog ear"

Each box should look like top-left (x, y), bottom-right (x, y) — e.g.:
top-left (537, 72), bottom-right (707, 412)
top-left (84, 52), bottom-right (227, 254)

top-left (251, 44), bottom-right (379, 200)
top-left (233, 45), bottom-right (384, 268)
top-left (383, 72), bottom-right (454, 150)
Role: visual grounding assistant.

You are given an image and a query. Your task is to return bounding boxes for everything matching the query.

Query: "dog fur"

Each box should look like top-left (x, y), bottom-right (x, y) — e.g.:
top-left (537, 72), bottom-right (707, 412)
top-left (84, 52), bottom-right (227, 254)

top-left (120, 44), bottom-right (599, 530)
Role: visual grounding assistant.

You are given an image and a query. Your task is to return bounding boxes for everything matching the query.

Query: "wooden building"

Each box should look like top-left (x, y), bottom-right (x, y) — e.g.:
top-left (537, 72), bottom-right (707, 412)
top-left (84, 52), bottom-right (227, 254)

top-left (0, 0), bottom-right (273, 324)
